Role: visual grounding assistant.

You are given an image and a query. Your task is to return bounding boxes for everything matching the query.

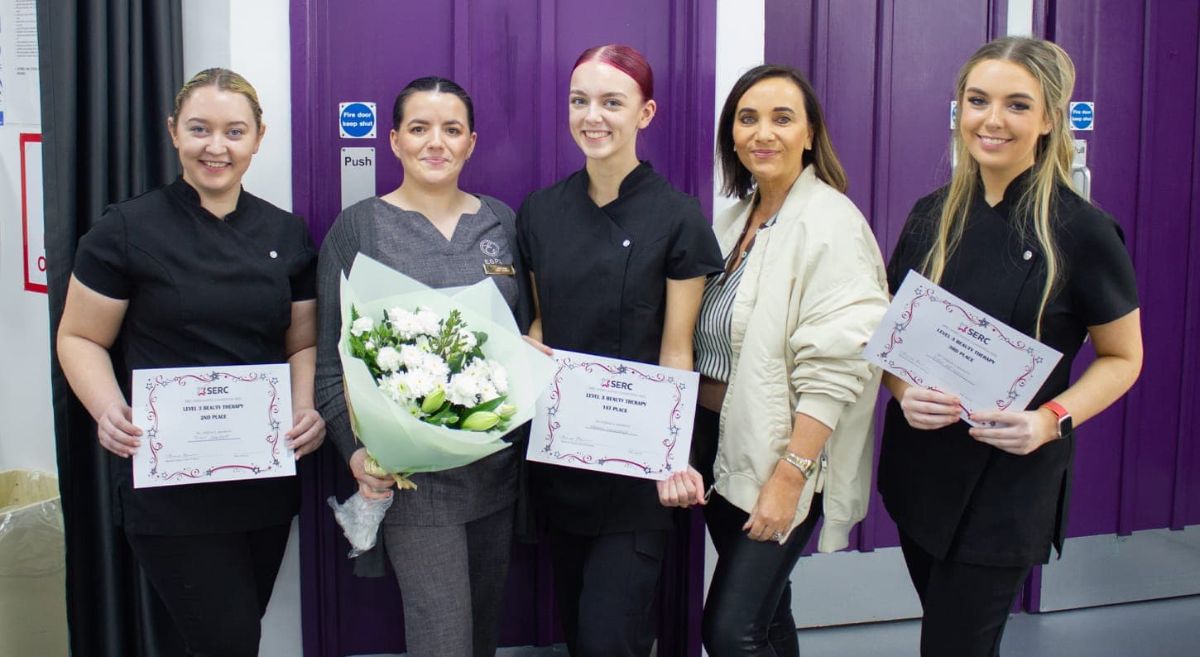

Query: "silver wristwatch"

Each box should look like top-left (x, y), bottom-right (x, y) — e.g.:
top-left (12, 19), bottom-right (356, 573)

top-left (782, 451), bottom-right (817, 479)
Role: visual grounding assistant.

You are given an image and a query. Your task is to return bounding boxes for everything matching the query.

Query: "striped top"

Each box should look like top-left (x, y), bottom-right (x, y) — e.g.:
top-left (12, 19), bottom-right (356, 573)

top-left (695, 213), bottom-right (777, 382)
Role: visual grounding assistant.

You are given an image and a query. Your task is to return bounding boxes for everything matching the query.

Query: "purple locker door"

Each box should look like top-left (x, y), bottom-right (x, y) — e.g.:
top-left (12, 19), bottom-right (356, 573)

top-left (1050, 0), bottom-right (1200, 540)
top-left (1033, 0), bottom-right (1200, 612)
top-left (290, 1), bottom-right (716, 655)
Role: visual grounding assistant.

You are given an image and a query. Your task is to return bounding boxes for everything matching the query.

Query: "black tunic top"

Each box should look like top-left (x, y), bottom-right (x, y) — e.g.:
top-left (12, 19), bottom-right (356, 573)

top-left (516, 162), bottom-right (723, 535)
top-left (878, 170), bottom-right (1139, 566)
top-left (72, 177), bottom-right (317, 535)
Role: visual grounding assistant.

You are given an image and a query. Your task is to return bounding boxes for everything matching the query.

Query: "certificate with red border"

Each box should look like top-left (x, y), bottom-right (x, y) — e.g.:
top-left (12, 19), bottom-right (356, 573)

top-left (131, 364), bottom-right (296, 488)
top-left (865, 271), bottom-right (1063, 426)
top-left (527, 350), bottom-right (698, 481)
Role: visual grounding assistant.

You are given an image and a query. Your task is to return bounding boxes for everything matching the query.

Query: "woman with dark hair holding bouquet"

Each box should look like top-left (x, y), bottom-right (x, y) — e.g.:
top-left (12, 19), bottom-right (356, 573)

top-left (315, 76), bottom-right (533, 657)
top-left (687, 64), bottom-right (888, 656)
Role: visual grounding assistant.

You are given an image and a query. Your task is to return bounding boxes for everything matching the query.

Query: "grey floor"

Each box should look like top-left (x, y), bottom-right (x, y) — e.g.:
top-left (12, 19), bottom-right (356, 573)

top-left (358, 593), bottom-right (1200, 656)
top-left (796, 595), bottom-right (1200, 657)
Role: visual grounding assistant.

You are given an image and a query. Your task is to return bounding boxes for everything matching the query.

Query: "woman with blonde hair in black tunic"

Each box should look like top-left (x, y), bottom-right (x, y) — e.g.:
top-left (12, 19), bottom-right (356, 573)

top-left (880, 36), bottom-right (1143, 656)
top-left (58, 68), bottom-right (325, 657)
top-left (516, 44), bottom-right (723, 657)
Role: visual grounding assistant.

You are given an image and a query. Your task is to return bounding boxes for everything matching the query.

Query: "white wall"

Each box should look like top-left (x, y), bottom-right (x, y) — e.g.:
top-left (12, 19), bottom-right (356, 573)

top-left (0, 0), bottom-right (56, 477)
top-left (712, 0), bottom-right (765, 219)
top-left (1008, 0), bottom-right (1035, 37)
top-left (181, 2), bottom-right (300, 655)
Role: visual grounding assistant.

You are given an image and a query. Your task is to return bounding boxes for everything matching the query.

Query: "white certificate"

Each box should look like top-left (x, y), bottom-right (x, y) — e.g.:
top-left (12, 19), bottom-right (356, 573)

top-left (131, 364), bottom-right (296, 488)
top-left (527, 350), bottom-right (698, 480)
top-left (865, 271), bottom-right (1063, 426)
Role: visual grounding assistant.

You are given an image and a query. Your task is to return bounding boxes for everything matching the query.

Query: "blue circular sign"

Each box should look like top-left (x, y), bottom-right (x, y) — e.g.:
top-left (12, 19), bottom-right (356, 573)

top-left (1070, 103), bottom-right (1094, 131)
top-left (340, 103), bottom-right (375, 138)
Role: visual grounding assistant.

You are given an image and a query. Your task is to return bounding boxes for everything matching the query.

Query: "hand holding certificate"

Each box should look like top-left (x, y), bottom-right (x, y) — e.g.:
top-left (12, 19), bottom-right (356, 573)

top-left (864, 271), bottom-right (1062, 426)
top-left (527, 350), bottom-right (698, 480)
top-left (131, 364), bottom-right (296, 488)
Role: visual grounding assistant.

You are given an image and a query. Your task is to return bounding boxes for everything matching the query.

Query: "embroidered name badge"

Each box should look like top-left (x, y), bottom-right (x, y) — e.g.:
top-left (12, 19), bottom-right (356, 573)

top-left (484, 263), bottom-right (516, 276)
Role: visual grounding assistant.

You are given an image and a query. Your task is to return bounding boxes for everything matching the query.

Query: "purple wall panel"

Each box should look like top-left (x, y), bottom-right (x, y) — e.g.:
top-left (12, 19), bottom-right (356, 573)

top-left (1048, 0), bottom-right (1144, 537)
top-left (765, 0), bottom-right (815, 76)
top-left (1183, 32), bottom-right (1200, 530)
top-left (292, 1), bottom-right (715, 654)
top-left (1123, 1), bottom-right (1199, 533)
top-left (1052, 0), bottom-right (1200, 537)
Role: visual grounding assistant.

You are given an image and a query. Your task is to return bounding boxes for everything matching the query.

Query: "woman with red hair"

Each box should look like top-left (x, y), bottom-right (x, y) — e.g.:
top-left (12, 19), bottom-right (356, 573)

top-left (517, 44), bottom-right (722, 656)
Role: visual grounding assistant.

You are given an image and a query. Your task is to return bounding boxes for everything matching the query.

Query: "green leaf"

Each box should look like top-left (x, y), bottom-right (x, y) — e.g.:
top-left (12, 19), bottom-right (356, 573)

top-left (467, 395), bottom-right (506, 415)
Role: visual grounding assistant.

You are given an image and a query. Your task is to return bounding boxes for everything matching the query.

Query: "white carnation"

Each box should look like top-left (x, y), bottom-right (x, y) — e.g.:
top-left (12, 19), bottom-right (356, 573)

top-left (378, 373), bottom-right (412, 402)
top-left (400, 367), bottom-right (443, 399)
top-left (414, 307), bottom-right (442, 335)
top-left (350, 316), bottom-right (374, 336)
top-left (400, 345), bottom-right (429, 369)
top-left (404, 348), bottom-right (449, 382)
top-left (376, 346), bottom-right (403, 372)
top-left (386, 307), bottom-right (433, 339)
top-left (445, 370), bottom-right (483, 407)
top-left (447, 360), bottom-right (508, 406)
top-left (487, 361), bottom-right (509, 395)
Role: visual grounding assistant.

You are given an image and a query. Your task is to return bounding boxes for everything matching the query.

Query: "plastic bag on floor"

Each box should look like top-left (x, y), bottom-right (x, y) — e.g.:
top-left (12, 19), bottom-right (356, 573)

top-left (0, 470), bottom-right (68, 657)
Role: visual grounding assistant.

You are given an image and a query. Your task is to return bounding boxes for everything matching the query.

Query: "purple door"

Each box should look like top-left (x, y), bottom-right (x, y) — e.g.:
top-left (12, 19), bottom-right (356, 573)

top-left (1028, 0), bottom-right (1200, 611)
top-left (1048, 0), bottom-right (1200, 540)
top-left (290, 1), bottom-right (716, 654)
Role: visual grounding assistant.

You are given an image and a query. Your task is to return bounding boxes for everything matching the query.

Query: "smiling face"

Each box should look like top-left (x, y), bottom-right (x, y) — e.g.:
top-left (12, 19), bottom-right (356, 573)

top-left (168, 85), bottom-right (264, 204)
top-left (391, 90), bottom-right (477, 188)
top-left (567, 60), bottom-right (656, 165)
top-left (959, 58), bottom-right (1052, 188)
top-left (730, 76), bottom-right (812, 188)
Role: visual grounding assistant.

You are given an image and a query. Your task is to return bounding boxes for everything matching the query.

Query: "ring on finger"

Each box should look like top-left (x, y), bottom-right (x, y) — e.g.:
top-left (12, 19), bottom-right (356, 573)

top-left (771, 530), bottom-right (785, 542)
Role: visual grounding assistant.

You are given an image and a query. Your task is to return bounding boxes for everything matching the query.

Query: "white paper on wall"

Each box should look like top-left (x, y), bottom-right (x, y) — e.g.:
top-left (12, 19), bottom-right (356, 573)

top-left (0, 0), bottom-right (40, 126)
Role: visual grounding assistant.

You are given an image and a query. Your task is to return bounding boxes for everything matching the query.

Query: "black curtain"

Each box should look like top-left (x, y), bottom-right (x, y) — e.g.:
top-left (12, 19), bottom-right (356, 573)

top-left (38, 1), bottom-right (184, 655)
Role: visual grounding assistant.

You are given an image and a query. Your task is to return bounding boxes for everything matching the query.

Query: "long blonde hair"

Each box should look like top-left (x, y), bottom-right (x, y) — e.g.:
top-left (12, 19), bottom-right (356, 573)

top-left (924, 37), bottom-right (1076, 336)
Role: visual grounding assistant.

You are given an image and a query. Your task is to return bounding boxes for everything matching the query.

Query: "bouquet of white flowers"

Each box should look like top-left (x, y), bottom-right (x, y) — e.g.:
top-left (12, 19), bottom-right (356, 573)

top-left (339, 253), bottom-right (554, 483)
top-left (347, 305), bottom-right (518, 484)
top-left (328, 254), bottom-right (554, 556)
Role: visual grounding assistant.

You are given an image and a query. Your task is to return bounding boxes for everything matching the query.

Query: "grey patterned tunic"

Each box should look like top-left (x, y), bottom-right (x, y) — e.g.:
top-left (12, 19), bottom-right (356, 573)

top-left (315, 195), bottom-right (532, 527)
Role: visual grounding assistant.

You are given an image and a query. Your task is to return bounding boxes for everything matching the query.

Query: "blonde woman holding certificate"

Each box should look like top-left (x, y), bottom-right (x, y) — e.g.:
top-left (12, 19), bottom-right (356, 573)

top-left (57, 68), bottom-right (324, 657)
top-left (879, 37), bottom-right (1143, 657)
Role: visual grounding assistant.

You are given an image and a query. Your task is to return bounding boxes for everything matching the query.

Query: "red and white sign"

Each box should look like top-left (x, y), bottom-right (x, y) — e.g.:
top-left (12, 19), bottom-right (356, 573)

top-left (20, 133), bottom-right (46, 293)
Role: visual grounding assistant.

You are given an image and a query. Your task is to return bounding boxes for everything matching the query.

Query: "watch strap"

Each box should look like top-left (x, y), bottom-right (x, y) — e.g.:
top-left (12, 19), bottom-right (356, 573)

top-left (1040, 400), bottom-right (1071, 439)
top-left (782, 451), bottom-right (817, 479)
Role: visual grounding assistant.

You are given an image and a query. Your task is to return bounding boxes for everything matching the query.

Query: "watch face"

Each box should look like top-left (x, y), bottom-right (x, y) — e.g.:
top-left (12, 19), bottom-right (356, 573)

top-left (1060, 416), bottom-right (1073, 437)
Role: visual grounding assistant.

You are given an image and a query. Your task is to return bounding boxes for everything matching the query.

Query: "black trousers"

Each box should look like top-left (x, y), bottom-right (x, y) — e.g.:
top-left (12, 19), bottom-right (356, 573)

top-left (899, 532), bottom-right (1032, 657)
top-left (693, 406), bottom-right (823, 657)
top-left (126, 522), bottom-right (291, 657)
top-left (549, 528), bottom-right (667, 657)
top-left (702, 489), bottom-right (822, 657)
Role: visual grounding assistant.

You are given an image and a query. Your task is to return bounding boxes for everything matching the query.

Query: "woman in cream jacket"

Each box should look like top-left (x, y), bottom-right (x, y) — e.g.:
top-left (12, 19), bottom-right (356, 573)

top-left (682, 64), bottom-right (889, 656)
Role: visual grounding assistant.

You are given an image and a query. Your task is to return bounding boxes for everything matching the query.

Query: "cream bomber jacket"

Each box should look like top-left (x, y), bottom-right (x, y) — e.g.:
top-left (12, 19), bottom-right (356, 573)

top-left (711, 166), bottom-right (889, 552)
